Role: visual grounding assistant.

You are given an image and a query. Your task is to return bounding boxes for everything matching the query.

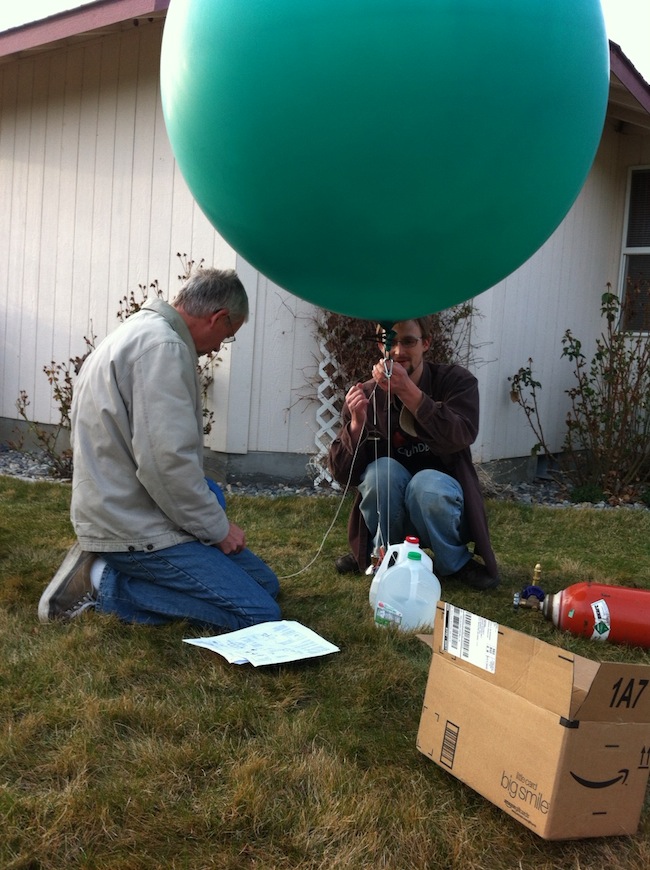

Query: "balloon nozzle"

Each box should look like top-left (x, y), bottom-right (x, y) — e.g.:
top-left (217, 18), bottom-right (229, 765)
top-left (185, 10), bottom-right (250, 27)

top-left (379, 321), bottom-right (397, 356)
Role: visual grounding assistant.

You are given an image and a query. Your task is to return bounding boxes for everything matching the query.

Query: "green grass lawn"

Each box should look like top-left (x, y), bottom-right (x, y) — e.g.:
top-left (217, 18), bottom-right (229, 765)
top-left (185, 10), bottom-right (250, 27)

top-left (1, 476), bottom-right (649, 869)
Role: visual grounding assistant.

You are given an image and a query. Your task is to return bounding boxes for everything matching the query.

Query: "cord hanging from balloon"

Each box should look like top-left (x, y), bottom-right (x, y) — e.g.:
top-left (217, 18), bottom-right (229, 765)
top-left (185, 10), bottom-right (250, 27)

top-left (373, 320), bottom-right (398, 557)
top-left (380, 320), bottom-right (396, 381)
top-left (277, 320), bottom-right (402, 578)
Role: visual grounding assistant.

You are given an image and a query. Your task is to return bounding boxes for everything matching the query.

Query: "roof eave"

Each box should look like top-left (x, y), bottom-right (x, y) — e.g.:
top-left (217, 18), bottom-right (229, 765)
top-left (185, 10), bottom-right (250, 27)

top-left (609, 40), bottom-right (650, 114)
top-left (0, 0), bottom-right (170, 59)
top-left (2, 13), bottom-right (650, 131)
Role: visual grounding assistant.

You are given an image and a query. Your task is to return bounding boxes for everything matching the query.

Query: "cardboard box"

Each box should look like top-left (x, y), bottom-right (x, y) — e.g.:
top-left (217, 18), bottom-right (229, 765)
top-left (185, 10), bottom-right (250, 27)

top-left (416, 602), bottom-right (650, 840)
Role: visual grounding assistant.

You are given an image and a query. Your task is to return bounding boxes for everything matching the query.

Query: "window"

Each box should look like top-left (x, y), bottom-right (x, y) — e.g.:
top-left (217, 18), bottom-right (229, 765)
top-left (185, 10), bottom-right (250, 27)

top-left (621, 166), bottom-right (650, 331)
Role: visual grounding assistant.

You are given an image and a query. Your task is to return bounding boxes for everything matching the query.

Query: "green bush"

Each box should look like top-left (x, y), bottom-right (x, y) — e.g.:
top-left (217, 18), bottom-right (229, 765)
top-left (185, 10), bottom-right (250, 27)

top-left (561, 290), bottom-right (650, 494)
top-left (510, 288), bottom-right (650, 500)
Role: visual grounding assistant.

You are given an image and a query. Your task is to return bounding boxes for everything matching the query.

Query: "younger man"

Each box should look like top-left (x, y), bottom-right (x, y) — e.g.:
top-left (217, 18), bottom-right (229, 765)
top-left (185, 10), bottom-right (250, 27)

top-left (328, 317), bottom-right (498, 590)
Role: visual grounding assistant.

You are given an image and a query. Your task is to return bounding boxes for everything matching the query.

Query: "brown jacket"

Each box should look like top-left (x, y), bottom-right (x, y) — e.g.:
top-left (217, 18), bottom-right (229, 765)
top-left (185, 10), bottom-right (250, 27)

top-left (328, 362), bottom-right (497, 577)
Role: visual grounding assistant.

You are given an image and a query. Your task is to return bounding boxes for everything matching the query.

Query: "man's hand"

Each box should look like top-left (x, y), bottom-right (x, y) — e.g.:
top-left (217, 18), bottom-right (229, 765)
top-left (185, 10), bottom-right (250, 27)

top-left (373, 360), bottom-right (409, 394)
top-left (345, 382), bottom-right (369, 443)
top-left (216, 522), bottom-right (246, 555)
top-left (372, 360), bottom-right (423, 412)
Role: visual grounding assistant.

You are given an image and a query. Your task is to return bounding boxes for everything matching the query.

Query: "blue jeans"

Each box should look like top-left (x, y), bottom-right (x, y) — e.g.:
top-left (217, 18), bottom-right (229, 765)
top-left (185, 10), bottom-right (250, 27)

top-left (96, 542), bottom-right (280, 630)
top-left (358, 457), bottom-right (471, 576)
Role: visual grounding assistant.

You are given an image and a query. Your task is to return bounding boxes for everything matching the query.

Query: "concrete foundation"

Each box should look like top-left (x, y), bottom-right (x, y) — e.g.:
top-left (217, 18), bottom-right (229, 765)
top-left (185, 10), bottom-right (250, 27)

top-left (2, 415), bottom-right (541, 487)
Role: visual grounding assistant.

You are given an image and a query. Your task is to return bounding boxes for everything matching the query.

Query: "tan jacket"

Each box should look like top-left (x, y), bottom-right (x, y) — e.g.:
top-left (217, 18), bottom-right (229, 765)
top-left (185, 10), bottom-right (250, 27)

top-left (70, 298), bottom-right (229, 552)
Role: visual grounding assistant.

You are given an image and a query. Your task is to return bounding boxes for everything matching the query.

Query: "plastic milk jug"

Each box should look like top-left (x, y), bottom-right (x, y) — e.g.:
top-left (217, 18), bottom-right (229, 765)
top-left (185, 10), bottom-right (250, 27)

top-left (369, 536), bottom-right (433, 610)
top-left (373, 551), bottom-right (441, 632)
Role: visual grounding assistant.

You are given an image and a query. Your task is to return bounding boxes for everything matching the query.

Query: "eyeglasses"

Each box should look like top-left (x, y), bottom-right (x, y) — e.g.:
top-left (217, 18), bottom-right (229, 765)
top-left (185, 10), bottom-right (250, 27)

top-left (378, 335), bottom-right (423, 348)
top-left (222, 313), bottom-right (236, 344)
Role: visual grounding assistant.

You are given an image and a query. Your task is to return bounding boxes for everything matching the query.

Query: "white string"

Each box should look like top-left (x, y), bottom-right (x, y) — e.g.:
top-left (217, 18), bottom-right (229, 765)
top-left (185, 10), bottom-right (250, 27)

top-left (379, 356), bottom-right (394, 550)
top-left (277, 347), bottom-right (398, 581)
top-left (370, 388), bottom-right (385, 555)
top-left (277, 385), bottom-right (379, 580)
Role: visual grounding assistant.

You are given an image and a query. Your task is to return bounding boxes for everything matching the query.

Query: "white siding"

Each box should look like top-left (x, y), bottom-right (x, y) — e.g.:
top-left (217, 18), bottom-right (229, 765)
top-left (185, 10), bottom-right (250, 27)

top-left (0, 18), bottom-right (319, 460)
top-left (1, 17), bottom-right (649, 471)
top-left (206, 261), bottom-right (319, 456)
top-left (471, 120), bottom-right (650, 463)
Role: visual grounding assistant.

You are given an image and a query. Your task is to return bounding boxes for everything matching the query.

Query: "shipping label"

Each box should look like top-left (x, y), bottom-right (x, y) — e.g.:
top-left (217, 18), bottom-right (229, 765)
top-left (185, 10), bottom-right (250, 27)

top-left (443, 604), bottom-right (498, 673)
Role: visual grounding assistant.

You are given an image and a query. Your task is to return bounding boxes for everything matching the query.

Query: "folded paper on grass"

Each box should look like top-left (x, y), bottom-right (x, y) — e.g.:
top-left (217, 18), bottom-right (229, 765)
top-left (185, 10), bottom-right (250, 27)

top-left (184, 620), bottom-right (340, 666)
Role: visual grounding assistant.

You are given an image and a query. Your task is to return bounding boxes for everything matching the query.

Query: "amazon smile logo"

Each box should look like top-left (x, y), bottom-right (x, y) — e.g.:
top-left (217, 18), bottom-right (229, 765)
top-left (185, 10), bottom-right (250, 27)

top-left (569, 769), bottom-right (629, 789)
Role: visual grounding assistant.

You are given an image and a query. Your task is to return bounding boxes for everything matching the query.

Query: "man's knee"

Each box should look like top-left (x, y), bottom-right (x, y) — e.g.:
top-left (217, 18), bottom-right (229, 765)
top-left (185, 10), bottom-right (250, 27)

top-left (360, 457), bottom-right (393, 490)
top-left (360, 457), bottom-right (411, 495)
top-left (407, 471), bottom-right (463, 516)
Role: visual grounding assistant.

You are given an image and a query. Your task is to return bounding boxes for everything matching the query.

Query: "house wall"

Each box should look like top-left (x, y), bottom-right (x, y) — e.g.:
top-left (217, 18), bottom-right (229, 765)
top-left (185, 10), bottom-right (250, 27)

top-left (0, 17), bottom-right (321, 479)
top-left (471, 117), bottom-right (650, 465)
top-left (1, 16), bottom-right (648, 479)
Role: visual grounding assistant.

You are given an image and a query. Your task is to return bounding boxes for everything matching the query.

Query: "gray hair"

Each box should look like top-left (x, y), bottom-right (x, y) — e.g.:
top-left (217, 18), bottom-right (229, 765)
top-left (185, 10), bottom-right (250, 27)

top-left (173, 268), bottom-right (249, 322)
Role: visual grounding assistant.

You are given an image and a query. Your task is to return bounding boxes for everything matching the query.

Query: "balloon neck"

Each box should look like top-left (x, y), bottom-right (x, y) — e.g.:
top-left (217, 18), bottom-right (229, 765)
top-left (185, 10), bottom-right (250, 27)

top-left (379, 321), bottom-right (397, 355)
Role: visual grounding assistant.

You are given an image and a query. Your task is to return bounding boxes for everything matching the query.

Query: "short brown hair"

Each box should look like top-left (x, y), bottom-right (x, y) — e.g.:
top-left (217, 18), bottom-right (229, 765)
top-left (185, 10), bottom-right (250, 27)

top-left (376, 316), bottom-right (434, 341)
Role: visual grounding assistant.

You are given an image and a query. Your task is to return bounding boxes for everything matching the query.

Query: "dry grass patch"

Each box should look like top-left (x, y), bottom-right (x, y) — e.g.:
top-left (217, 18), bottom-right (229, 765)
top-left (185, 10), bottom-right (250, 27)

top-left (1, 477), bottom-right (650, 868)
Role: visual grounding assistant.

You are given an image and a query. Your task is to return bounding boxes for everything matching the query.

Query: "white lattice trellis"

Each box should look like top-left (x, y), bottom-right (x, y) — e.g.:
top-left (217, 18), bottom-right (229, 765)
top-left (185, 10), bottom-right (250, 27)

top-left (309, 338), bottom-right (342, 488)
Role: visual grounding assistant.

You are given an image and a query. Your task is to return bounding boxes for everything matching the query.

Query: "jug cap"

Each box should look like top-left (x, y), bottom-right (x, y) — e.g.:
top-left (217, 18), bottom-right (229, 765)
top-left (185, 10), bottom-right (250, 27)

top-left (407, 552), bottom-right (422, 561)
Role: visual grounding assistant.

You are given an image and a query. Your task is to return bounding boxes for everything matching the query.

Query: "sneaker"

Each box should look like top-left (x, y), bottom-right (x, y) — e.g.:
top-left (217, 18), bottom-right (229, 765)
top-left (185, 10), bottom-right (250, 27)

top-left (447, 558), bottom-right (500, 591)
top-left (335, 552), bottom-right (360, 575)
top-left (38, 543), bottom-right (98, 623)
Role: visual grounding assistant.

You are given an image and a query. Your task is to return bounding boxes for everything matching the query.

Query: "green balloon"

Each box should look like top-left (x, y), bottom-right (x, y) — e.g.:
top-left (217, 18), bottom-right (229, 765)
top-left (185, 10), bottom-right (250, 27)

top-left (161, 0), bottom-right (609, 321)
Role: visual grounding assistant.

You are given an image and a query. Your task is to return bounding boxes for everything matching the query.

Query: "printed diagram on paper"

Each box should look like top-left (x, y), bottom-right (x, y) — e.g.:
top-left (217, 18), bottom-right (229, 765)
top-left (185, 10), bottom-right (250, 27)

top-left (184, 620), bottom-right (340, 666)
top-left (443, 604), bottom-right (498, 673)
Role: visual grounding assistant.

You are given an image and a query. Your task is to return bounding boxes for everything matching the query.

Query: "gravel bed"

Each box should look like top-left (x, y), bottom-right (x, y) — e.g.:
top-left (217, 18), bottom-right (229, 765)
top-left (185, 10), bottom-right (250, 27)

top-left (0, 447), bottom-right (333, 498)
top-left (0, 448), bottom-right (59, 482)
top-left (0, 446), bottom-right (647, 509)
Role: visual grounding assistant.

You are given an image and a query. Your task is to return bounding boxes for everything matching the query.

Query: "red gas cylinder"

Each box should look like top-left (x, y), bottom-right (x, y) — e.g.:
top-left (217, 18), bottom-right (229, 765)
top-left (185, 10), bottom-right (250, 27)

top-left (542, 582), bottom-right (650, 648)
